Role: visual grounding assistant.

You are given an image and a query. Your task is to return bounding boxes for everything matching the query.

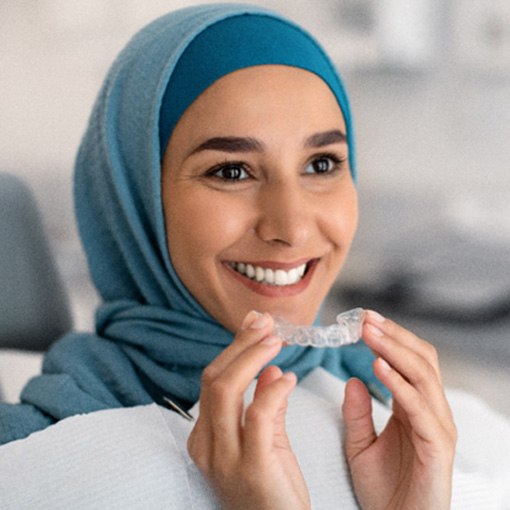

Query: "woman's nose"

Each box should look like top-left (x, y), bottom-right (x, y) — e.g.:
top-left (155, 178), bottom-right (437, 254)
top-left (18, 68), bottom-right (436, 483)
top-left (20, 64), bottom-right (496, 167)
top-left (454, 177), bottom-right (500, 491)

top-left (255, 180), bottom-right (313, 247)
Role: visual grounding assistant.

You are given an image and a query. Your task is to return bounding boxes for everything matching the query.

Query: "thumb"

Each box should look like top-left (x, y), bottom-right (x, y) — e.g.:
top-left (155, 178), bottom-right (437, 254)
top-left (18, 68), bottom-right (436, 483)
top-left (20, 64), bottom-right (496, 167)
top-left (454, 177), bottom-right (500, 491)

top-left (254, 365), bottom-right (283, 398)
top-left (342, 378), bottom-right (377, 464)
top-left (254, 365), bottom-right (291, 437)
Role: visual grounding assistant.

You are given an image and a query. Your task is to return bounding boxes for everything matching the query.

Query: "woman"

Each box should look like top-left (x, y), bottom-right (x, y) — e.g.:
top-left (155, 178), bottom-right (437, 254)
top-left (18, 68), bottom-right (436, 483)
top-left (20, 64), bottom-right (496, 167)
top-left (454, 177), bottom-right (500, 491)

top-left (0, 4), bottom-right (456, 508)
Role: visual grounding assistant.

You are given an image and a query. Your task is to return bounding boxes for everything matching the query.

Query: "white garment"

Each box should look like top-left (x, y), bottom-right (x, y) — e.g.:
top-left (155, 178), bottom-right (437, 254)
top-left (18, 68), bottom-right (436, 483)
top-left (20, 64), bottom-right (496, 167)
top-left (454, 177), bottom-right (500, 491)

top-left (0, 368), bottom-right (509, 509)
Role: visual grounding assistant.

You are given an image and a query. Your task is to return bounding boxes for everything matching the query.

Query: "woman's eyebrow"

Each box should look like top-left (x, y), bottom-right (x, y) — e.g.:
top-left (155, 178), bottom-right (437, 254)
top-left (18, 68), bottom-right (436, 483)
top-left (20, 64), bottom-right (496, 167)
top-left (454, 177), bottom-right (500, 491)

top-left (188, 129), bottom-right (346, 157)
top-left (189, 136), bottom-right (265, 155)
top-left (304, 129), bottom-right (347, 147)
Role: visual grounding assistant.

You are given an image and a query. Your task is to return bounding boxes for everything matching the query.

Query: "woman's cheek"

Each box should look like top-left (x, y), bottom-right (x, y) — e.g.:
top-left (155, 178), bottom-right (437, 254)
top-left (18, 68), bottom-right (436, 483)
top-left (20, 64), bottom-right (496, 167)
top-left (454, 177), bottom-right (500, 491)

top-left (322, 188), bottom-right (358, 248)
top-left (170, 192), bottom-right (251, 262)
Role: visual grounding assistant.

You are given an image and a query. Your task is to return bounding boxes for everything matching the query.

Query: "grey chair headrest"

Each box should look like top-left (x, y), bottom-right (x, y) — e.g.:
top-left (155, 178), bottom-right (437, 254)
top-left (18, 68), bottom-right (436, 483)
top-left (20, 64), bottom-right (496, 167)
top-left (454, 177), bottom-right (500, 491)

top-left (0, 173), bottom-right (72, 351)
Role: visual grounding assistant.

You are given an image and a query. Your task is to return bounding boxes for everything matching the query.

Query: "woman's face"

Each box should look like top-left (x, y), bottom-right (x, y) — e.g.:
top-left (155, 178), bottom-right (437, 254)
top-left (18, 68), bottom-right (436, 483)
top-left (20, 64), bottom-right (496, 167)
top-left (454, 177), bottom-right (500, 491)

top-left (162, 65), bottom-right (358, 332)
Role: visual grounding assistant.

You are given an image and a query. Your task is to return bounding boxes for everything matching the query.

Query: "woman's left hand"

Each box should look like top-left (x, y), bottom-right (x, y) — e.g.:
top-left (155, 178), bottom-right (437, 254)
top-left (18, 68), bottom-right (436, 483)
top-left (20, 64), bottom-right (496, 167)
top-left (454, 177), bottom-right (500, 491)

top-left (342, 311), bottom-right (457, 510)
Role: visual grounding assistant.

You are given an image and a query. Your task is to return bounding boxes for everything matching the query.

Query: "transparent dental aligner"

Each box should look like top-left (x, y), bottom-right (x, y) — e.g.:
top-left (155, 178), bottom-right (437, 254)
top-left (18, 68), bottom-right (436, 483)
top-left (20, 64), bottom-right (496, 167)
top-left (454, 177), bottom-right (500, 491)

top-left (273, 308), bottom-right (365, 347)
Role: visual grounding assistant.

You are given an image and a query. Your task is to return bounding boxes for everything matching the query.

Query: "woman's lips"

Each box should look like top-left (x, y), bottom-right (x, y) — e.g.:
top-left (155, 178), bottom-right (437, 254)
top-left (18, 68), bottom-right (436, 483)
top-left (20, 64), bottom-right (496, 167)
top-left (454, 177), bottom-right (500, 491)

top-left (224, 259), bottom-right (318, 297)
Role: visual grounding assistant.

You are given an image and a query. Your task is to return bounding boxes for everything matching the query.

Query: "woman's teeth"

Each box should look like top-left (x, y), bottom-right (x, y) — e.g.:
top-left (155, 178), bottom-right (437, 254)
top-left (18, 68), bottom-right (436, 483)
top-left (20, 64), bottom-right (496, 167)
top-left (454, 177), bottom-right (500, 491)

top-left (231, 262), bottom-right (307, 286)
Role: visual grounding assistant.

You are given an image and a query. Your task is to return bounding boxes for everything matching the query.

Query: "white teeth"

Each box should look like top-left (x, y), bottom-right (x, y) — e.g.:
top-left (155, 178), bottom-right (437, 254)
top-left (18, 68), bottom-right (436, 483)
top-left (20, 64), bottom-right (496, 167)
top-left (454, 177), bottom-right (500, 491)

top-left (233, 262), bottom-right (308, 286)
top-left (288, 268), bottom-right (298, 283)
top-left (274, 269), bottom-right (287, 286)
top-left (246, 264), bottom-right (255, 279)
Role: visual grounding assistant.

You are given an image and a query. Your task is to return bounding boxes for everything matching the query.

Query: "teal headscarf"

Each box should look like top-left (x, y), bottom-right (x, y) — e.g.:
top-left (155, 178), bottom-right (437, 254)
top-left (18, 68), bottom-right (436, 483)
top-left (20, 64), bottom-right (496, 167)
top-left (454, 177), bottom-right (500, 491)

top-left (0, 3), bottom-right (385, 445)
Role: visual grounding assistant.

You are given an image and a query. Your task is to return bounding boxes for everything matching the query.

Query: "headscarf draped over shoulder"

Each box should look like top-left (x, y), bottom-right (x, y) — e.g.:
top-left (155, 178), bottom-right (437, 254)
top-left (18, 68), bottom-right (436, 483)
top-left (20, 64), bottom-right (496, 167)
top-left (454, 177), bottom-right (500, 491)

top-left (0, 3), bottom-right (386, 445)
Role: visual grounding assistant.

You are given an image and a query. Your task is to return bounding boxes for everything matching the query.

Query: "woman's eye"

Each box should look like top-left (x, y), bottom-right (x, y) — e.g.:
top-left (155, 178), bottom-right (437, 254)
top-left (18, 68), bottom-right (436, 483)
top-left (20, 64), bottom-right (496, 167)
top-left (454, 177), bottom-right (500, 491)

top-left (304, 155), bottom-right (341, 175)
top-left (209, 164), bottom-right (250, 181)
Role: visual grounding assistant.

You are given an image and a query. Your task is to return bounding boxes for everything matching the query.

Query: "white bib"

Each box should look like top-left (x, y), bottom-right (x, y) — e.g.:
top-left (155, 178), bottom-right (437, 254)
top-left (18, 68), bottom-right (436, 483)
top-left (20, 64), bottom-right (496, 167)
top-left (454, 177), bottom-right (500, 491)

top-left (1, 368), bottom-right (509, 509)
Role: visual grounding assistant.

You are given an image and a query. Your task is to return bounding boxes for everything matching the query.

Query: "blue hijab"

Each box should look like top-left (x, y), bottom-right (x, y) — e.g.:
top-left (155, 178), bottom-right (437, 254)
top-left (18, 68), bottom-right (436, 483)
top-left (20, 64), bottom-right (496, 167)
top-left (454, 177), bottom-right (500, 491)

top-left (0, 3), bottom-right (386, 445)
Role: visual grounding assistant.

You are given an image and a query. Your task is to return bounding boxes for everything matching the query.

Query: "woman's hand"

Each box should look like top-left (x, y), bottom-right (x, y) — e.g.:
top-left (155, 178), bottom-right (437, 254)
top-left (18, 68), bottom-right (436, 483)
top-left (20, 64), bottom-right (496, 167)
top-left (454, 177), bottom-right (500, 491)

top-left (187, 311), bottom-right (311, 510)
top-left (342, 311), bottom-right (457, 510)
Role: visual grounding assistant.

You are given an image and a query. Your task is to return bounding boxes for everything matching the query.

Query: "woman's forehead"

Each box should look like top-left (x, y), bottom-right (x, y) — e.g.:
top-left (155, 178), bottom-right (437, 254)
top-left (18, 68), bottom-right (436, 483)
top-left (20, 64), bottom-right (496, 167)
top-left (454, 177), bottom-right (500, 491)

top-left (163, 65), bottom-right (346, 163)
top-left (174, 65), bottom-right (345, 135)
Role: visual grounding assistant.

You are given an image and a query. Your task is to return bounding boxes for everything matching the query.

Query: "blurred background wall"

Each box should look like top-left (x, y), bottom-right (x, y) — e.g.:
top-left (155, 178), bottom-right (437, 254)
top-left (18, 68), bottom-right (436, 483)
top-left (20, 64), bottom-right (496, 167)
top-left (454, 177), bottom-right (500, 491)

top-left (1, 0), bottom-right (510, 413)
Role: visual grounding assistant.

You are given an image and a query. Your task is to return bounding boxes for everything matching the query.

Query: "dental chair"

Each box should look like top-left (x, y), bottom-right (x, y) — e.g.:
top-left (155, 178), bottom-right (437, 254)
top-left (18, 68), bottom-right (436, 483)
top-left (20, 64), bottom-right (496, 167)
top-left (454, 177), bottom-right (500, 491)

top-left (0, 172), bottom-right (72, 400)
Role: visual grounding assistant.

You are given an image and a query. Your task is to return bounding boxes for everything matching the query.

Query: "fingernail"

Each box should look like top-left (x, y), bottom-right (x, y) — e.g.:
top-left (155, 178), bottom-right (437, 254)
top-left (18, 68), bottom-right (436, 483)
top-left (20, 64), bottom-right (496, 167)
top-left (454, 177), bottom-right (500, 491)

top-left (241, 310), bottom-right (261, 329)
top-left (366, 323), bottom-right (384, 337)
top-left (377, 357), bottom-right (391, 372)
top-left (281, 371), bottom-right (297, 383)
top-left (368, 310), bottom-right (385, 323)
top-left (261, 335), bottom-right (281, 346)
top-left (252, 313), bottom-right (271, 329)
top-left (241, 311), bottom-right (270, 330)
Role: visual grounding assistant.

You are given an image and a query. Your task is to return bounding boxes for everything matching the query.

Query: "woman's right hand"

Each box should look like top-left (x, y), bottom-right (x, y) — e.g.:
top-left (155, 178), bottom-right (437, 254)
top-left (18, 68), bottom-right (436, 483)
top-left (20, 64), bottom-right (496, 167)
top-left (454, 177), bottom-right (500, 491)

top-left (187, 311), bottom-right (311, 510)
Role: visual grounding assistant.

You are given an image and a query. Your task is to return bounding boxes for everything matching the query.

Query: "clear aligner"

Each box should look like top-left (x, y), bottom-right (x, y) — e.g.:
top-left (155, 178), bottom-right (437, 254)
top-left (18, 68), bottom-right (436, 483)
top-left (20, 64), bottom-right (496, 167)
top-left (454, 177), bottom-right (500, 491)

top-left (272, 308), bottom-right (365, 348)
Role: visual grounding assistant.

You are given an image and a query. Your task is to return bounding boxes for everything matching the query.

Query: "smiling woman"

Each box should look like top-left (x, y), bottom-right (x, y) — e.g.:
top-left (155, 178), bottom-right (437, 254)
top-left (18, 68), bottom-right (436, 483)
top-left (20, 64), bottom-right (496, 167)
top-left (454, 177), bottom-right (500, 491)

top-left (0, 4), bottom-right (463, 510)
top-left (162, 65), bottom-right (358, 331)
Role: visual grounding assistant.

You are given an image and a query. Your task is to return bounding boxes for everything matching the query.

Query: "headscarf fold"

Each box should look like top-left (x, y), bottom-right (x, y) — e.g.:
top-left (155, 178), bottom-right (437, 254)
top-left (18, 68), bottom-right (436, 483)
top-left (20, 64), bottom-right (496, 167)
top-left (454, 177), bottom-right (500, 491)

top-left (0, 3), bottom-right (386, 446)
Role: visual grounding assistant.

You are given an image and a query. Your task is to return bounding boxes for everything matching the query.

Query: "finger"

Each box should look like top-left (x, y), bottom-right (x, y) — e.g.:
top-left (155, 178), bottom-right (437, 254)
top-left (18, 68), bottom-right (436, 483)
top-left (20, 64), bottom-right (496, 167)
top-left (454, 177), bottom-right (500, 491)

top-left (365, 311), bottom-right (441, 378)
top-left (190, 356), bottom-right (282, 474)
top-left (205, 311), bottom-right (275, 381)
top-left (363, 322), bottom-right (453, 424)
top-left (243, 371), bottom-right (297, 461)
top-left (364, 321), bottom-right (439, 388)
top-left (187, 418), bottom-right (214, 473)
top-left (253, 366), bottom-right (288, 440)
top-left (342, 378), bottom-right (377, 464)
top-left (199, 311), bottom-right (275, 414)
top-left (254, 365), bottom-right (283, 399)
top-left (201, 335), bottom-right (283, 451)
top-left (374, 357), bottom-right (457, 452)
